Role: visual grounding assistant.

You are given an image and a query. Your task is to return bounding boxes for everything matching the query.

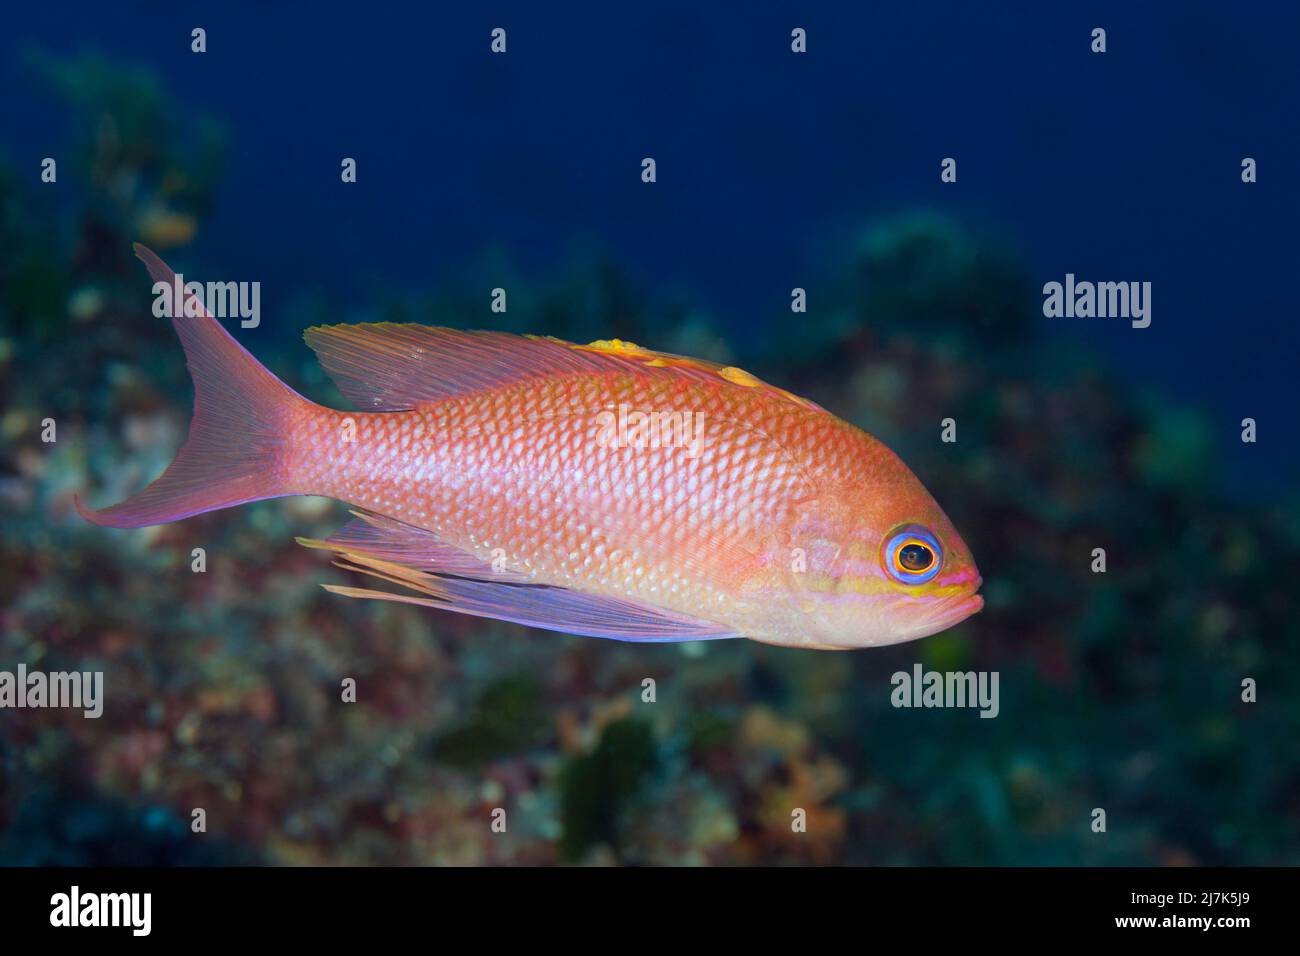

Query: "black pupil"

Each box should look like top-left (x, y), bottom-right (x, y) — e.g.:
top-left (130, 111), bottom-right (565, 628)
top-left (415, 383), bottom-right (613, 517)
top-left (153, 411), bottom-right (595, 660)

top-left (899, 543), bottom-right (933, 572)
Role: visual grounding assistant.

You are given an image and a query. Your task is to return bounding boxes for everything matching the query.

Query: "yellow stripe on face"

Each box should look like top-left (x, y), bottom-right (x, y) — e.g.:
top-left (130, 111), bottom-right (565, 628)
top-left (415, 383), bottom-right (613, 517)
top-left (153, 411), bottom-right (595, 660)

top-left (798, 572), bottom-right (891, 596)
top-left (797, 569), bottom-right (970, 600)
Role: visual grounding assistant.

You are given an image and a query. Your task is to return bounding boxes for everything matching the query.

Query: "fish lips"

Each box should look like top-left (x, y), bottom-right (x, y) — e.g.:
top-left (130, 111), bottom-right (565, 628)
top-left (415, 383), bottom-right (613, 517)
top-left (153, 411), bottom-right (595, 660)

top-left (930, 591), bottom-right (984, 628)
top-left (922, 575), bottom-right (984, 631)
top-left (888, 575), bottom-right (983, 643)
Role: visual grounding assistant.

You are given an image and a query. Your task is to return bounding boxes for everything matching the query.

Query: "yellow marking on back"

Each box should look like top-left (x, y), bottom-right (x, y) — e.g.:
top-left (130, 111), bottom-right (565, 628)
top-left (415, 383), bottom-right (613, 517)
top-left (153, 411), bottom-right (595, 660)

top-left (545, 335), bottom-right (825, 412)
top-left (577, 338), bottom-right (648, 357)
top-left (719, 366), bottom-right (762, 387)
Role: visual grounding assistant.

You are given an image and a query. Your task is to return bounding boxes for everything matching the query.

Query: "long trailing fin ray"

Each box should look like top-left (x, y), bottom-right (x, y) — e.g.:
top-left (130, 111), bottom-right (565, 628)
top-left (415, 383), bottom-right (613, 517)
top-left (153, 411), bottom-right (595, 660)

top-left (76, 243), bottom-right (310, 528)
top-left (307, 541), bottom-right (737, 643)
top-left (297, 510), bottom-right (535, 584)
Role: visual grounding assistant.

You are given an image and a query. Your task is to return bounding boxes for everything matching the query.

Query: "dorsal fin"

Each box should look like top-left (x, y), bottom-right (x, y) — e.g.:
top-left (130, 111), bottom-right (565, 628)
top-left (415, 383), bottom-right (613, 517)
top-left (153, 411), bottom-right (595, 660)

top-left (303, 325), bottom-right (610, 410)
top-left (302, 324), bottom-right (824, 412)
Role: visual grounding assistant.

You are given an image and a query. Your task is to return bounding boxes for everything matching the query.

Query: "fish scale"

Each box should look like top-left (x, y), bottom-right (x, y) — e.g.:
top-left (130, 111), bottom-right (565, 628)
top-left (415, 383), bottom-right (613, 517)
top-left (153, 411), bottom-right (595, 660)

top-left (285, 373), bottom-right (830, 631)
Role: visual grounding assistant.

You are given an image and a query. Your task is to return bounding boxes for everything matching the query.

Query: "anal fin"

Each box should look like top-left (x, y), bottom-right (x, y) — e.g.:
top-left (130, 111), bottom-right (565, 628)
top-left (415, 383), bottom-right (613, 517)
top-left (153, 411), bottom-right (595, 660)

top-left (302, 526), bottom-right (738, 643)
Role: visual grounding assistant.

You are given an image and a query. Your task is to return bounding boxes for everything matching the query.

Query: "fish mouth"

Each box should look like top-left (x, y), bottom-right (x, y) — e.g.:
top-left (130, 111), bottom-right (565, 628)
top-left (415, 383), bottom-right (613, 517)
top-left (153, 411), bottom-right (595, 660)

top-left (921, 576), bottom-right (984, 632)
top-left (934, 592), bottom-right (983, 625)
top-left (876, 590), bottom-right (982, 646)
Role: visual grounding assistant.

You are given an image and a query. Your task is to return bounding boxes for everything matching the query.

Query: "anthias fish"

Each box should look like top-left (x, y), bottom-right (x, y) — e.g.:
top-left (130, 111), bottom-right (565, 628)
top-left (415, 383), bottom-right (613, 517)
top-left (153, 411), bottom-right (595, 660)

top-left (78, 245), bottom-right (982, 649)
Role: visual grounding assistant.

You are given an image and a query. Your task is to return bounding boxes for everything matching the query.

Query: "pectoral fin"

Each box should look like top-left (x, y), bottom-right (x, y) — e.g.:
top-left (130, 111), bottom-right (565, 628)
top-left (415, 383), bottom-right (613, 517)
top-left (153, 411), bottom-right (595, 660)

top-left (300, 510), bottom-right (535, 583)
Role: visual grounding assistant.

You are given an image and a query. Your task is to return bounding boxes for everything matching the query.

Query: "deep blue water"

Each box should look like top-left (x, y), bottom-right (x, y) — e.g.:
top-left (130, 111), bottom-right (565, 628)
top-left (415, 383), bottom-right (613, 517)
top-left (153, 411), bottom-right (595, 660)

top-left (4, 1), bottom-right (1297, 486)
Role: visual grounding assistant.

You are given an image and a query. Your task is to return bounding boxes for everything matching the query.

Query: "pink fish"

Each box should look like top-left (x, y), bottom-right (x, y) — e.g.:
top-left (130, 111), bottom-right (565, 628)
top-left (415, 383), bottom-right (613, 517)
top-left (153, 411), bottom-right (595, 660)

top-left (78, 245), bottom-right (982, 649)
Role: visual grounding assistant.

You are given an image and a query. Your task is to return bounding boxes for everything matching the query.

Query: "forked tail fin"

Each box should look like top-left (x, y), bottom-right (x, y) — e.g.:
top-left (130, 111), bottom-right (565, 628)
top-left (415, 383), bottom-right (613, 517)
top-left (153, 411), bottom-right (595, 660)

top-left (76, 243), bottom-right (310, 528)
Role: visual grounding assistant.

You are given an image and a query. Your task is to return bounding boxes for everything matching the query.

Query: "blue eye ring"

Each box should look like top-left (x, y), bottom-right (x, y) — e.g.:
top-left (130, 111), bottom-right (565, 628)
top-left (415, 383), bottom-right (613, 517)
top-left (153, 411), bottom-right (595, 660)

top-left (882, 526), bottom-right (943, 585)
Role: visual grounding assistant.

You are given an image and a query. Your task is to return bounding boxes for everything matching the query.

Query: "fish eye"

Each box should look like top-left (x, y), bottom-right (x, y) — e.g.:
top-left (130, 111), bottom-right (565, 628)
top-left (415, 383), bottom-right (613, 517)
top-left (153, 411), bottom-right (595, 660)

top-left (882, 526), bottom-right (942, 585)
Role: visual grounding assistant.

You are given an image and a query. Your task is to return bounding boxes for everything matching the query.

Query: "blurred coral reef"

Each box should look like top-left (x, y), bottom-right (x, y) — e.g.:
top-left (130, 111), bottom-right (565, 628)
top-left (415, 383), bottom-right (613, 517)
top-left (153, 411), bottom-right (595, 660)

top-left (1, 55), bottom-right (1297, 866)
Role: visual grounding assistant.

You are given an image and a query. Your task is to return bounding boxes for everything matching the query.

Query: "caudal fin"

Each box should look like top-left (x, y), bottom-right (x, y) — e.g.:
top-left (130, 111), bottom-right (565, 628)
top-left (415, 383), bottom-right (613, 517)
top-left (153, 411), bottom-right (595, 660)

top-left (76, 243), bottom-right (309, 528)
